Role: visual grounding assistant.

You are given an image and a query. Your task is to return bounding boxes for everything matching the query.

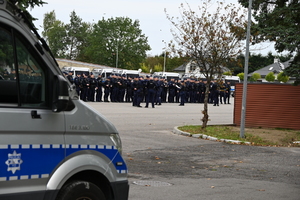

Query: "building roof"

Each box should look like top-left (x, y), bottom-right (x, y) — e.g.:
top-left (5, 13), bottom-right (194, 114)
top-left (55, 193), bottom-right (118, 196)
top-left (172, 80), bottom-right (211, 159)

top-left (173, 61), bottom-right (230, 72)
top-left (173, 62), bottom-right (188, 72)
top-left (249, 60), bottom-right (292, 77)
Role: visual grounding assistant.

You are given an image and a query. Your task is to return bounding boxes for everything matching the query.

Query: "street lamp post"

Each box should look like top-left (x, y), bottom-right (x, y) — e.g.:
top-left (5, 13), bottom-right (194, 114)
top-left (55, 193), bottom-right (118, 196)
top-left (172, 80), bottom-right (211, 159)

top-left (162, 40), bottom-right (166, 72)
top-left (163, 50), bottom-right (166, 72)
top-left (240, 0), bottom-right (253, 138)
top-left (116, 39), bottom-right (119, 68)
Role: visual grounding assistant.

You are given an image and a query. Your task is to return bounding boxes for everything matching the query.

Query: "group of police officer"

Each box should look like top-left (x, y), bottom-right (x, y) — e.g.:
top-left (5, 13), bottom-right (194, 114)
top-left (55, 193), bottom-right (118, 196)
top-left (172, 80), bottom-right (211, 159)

top-left (64, 71), bottom-right (232, 107)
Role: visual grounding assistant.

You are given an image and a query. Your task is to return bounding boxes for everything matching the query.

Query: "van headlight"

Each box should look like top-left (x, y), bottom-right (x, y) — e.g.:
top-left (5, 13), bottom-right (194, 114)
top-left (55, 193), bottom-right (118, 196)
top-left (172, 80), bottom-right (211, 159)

top-left (110, 133), bottom-right (122, 155)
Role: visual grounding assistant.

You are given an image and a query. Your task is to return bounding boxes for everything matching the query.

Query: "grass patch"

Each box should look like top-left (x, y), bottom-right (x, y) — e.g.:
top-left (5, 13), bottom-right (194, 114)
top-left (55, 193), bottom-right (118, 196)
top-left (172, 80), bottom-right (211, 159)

top-left (178, 125), bottom-right (300, 147)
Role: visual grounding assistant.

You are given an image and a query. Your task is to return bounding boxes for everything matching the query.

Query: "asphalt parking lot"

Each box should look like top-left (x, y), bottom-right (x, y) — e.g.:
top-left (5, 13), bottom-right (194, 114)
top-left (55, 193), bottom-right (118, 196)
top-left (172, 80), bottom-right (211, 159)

top-left (88, 101), bottom-right (300, 200)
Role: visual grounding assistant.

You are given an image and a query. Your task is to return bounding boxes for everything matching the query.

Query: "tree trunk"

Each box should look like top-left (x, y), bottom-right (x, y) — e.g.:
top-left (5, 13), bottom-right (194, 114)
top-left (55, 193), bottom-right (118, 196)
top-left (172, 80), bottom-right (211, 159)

top-left (201, 84), bottom-right (210, 129)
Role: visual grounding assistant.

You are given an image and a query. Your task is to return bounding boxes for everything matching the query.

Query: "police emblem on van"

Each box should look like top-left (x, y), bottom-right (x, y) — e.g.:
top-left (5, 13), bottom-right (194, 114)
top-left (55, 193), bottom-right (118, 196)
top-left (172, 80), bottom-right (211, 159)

top-left (5, 151), bottom-right (23, 174)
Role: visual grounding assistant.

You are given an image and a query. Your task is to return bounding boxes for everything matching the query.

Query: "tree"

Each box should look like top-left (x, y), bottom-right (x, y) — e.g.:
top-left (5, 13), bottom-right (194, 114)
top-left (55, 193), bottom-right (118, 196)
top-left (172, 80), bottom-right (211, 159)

top-left (42, 11), bottom-right (90, 59)
top-left (225, 56), bottom-right (244, 75)
top-left (82, 17), bottom-right (151, 69)
top-left (238, 0), bottom-right (300, 85)
top-left (8, 0), bottom-right (46, 9)
top-left (42, 10), bottom-right (56, 40)
top-left (65, 11), bottom-right (90, 60)
top-left (277, 71), bottom-right (289, 83)
top-left (66, 11), bottom-right (89, 60)
top-left (284, 54), bottom-right (300, 85)
top-left (265, 72), bottom-right (276, 82)
top-left (166, 0), bottom-right (247, 128)
top-left (42, 11), bottom-right (68, 58)
top-left (8, 0), bottom-right (47, 23)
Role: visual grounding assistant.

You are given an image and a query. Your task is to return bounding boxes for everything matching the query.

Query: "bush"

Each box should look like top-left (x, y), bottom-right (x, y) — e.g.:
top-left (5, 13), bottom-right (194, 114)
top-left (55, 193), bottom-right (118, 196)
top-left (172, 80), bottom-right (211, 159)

top-left (277, 72), bottom-right (289, 83)
top-left (223, 71), bottom-right (232, 76)
top-left (139, 63), bottom-right (149, 73)
top-left (251, 73), bottom-right (261, 81)
top-left (248, 76), bottom-right (255, 82)
top-left (237, 72), bottom-right (244, 81)
top-left (265, 72), bottom-right (275, 82)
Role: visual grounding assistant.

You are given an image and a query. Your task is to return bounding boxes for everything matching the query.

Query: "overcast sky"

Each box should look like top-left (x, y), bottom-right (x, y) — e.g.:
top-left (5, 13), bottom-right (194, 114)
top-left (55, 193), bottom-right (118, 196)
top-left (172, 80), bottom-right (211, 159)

top-left (30, 0), bottom-right (277, 57)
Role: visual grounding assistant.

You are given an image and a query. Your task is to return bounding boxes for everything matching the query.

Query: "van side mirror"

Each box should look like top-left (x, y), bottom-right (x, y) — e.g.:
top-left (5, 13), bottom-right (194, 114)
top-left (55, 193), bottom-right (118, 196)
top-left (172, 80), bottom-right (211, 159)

top-left (52, 75), bottom-right (69, 112)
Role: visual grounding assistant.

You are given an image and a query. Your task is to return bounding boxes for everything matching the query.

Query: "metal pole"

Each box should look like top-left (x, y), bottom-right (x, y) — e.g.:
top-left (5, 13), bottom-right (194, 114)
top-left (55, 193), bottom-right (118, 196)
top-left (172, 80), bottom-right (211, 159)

top-left (162, 40), bottom-right (166, 72)
top-left (163, 50), bottom-right (166, 72)
top-left (240, 0), bottom-right (252, 138)
top-left (116, 40), bottom-right (118, 68)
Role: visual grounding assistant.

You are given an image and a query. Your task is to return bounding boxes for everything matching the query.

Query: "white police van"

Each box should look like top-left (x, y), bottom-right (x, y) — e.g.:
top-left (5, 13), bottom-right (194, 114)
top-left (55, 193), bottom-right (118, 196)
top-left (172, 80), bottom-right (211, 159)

top-left (152, 72), bottom-right (180, 81)
top-left (0, 1), bottom-right (129, 199)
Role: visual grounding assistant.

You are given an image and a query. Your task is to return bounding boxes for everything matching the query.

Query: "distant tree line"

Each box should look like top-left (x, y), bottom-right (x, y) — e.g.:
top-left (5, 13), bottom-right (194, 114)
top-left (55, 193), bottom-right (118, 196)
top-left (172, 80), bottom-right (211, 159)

top-left (8, 0), bottom-right (294, 76)
top-left (41, 10), bottom-right (291, 75)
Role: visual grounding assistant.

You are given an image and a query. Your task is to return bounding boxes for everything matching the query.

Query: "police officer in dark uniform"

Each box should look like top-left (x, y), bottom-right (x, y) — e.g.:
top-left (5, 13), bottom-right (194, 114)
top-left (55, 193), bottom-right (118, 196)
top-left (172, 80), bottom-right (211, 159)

top-left (63, 71), bottom-right (68, 78)
top-left (96, 74), bottom-right (103, 102)
top-left (195, 79), bottom-right (201, 103)
top-left (67, 71), bottom-right (74, 84)
top-left (162, 78), bottom-right (168, 103)
top-left (178, 80), bottom-right (188, 106)
top-left (168, 78), bottom-right (176, 103)
top-left (118, 75), bottom-right (127, 102)
top-left (219, 80), bottom-right (226, 104)
top-left (131, 76), bottom-right (139, 106)
top-left (155, 77), bottom-right (163, 105)
top-left (188, 78), bottom-right (194, 103)
top-left (145, 76), bottom-right (157, 108)
top-left (225, 81), bottom-right (231, 104)
top-left (211, 80), bottom-right (220, 106)
top-left (80, 73), bottom-right (89, 101)
top-left (74, 73), bottom-right (82, 96)
top-left (209, 80), bottom-right (214, 103)
top-left (175, 79), bottom-right (180, 103)
top-left (110, 74), bottom-right (118, 102)
top-left (136, 76), bottom-right (144, 107)
top-left (88, 74), bottom-right (97, 102)
top-left (192, 79), bottom-right (198, 103)
top-left (142, 75), bottom-right (150, 102)
top-left (125, 76), bottom-right (133, 102)
top-left (199, 79), bottom-right (205, 103)
top-left (185, 78), bottom-right (190, 102)
top-left (103, 77), bottom-right (111, 102)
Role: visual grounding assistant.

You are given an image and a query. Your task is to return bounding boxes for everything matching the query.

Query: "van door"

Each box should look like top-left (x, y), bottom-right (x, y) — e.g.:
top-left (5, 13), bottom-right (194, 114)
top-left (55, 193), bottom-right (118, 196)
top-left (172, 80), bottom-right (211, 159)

top-left (0, 24), bottom-right (65, 198)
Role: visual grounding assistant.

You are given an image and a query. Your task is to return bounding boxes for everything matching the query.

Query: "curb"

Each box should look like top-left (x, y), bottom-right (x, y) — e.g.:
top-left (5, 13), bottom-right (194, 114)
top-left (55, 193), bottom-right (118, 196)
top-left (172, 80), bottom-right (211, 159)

top-left (173, 126), bottom-right (251, 145)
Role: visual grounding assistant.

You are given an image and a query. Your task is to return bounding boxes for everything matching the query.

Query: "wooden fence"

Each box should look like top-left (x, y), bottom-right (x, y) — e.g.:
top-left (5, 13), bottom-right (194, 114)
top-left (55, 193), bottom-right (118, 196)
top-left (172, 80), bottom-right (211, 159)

top-left (234, 83), bottom-right (300, 130)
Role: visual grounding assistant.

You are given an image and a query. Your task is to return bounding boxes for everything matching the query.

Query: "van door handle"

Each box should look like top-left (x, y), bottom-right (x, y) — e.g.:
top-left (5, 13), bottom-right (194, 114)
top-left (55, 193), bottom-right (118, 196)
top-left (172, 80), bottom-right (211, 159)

top-left (31, 110), bottom-right (41, 119)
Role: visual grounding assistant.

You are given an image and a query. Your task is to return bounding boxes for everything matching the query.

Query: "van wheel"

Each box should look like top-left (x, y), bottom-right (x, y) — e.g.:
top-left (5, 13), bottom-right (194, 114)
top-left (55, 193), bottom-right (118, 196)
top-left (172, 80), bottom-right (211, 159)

top-left (56, 181), bottom-right (106, 200)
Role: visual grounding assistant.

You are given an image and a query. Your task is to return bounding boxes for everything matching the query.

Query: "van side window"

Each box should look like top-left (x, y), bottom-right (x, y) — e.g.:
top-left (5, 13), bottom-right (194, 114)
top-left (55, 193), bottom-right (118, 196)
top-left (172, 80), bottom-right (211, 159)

top-left (15, 34), bottom-right (47, 107)
top-left (0, 26), bottom-right (17, 105)
top-left (0, 25), bottom-right (48, 108)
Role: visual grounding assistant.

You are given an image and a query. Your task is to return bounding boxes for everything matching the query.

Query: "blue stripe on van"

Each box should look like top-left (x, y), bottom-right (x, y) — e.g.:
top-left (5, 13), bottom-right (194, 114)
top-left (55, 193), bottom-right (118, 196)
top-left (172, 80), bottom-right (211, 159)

top-left (0, 144), bottom-right (127, 181)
